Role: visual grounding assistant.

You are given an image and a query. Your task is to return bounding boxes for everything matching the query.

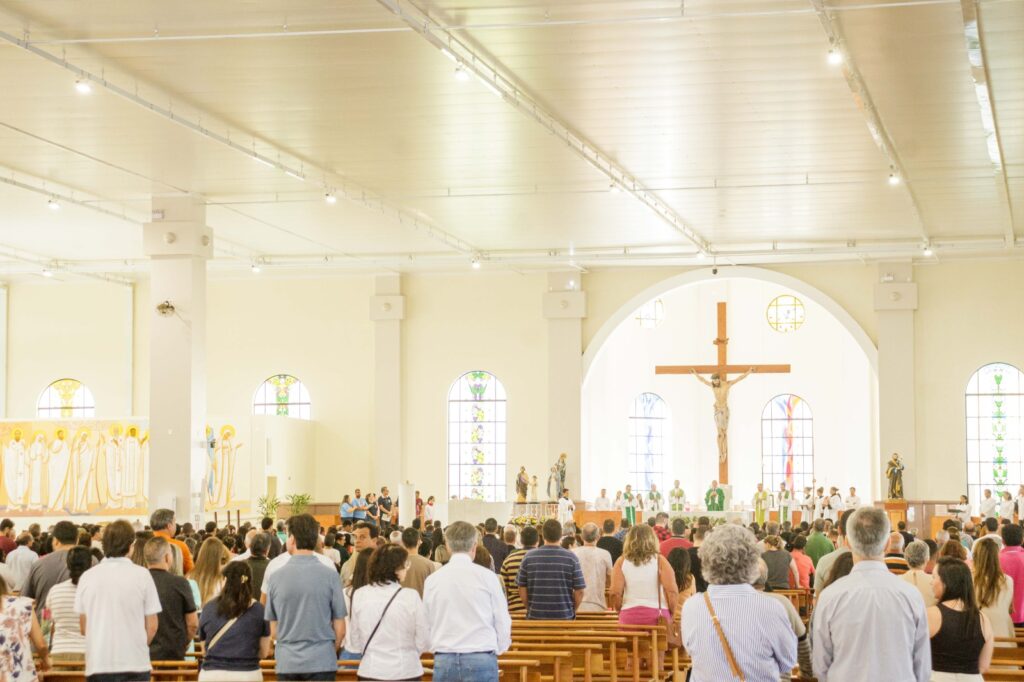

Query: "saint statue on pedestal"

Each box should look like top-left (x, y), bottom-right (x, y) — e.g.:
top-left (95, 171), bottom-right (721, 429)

top-left (886, 453), bottom-right (905, 500)
top-left (529, 476), bottom-right (538, 502)
top-left (515, 467), bottom-right (529, 503)
top-left (546, 466), bottom-right (559, 501)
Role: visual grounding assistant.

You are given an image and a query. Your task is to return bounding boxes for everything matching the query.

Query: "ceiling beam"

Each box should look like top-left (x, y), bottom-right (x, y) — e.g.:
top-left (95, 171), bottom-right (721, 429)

top-left (376, 0), bottom-right (712, 256)
top-left (959, 0), bottom-right (1016, 246)
top-left (0, 25), bottom-right (481, 258)
top-left (810, 0), bottom-right (931, 243)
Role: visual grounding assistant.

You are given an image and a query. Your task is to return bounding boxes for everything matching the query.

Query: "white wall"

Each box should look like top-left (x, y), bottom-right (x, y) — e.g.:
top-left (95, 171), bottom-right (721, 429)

top-left (582, 276), bottom-right (875, 502)
top-left (2, 259), bottom-right (1019, 513)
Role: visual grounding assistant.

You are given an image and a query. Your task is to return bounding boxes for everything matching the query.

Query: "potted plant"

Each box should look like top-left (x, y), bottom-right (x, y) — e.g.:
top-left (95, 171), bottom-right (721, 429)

top-left (257, 494), bottom-right (280, 519)
top-left (285, 493), bottom-right (312, 516)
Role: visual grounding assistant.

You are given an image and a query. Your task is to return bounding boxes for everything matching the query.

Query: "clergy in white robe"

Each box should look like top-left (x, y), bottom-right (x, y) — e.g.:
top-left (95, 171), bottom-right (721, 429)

top-left (828, 488), bottom-right (844, 522)
top-left (557, 493), bottom-right (575, 526)
top-left (980, 490), bottom-right (998, 521)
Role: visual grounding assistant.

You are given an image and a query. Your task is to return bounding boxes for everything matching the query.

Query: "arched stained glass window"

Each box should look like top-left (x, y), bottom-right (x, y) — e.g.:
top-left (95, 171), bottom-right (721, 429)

top-left (761, 394), bottom-right (813, 493)
top-left (37, 378), bottom-right (96, 418)
top-left (966, 363), bottom-right (1023, 506)
top-left (767, 295), bottom-right (806, 332)
top-left (628, 393), bottom-right (668, 495)
top-left (448, 371), bottom-right (507, 502)
top-left (253, 374), bottom-right (311, 419)
top-left (636, 299), bottom-right (665, 329)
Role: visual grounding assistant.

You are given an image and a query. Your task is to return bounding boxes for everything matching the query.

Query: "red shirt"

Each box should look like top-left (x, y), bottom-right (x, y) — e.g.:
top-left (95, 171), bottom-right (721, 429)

top-left (660, 536), bottom-right (693, 557)
top-left (653, 525), bottom-right (671, 542)
top-left (0, 536), bottom-right (16, 556)
top-left (1000, 545), bottom-right (1024, 623)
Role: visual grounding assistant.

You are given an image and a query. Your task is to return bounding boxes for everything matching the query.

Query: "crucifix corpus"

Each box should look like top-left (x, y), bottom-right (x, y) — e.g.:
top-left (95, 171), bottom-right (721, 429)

top-left (655, 301), bottom-right (790, 484)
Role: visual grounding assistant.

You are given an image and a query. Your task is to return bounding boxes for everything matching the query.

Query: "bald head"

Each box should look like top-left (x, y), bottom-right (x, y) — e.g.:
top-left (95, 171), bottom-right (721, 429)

top-left (887, 531), bottom-right (904, 554)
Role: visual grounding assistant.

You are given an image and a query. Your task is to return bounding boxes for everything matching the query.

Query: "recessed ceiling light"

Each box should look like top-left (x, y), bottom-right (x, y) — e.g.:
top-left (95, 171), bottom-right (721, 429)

top-left (888, 172), bottom-right (901, 186)
top-left (47, 198), bottom-right (60, 211)
top-left (827, 49), bottom-right (842, 66)
top-left (454, 64), bottom-right (471, 82)
top-left (324, 191), bottom-right (337, 204)
top-left (75, 79), bottom-right (92, 94)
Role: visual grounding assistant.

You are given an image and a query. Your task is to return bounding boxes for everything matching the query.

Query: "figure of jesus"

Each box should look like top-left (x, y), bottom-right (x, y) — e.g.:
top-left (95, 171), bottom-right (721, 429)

top-left (690, 368), bottom-right (755, 463)
top-left (515, 467), bottom-right (530, 503)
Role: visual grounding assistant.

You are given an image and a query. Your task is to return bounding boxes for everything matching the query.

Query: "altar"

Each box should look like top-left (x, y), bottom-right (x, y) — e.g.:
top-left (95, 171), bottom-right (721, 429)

top-left (447, 499), bottom-right (513, 525)
top-left (704, 510), bottom-right (752, 525)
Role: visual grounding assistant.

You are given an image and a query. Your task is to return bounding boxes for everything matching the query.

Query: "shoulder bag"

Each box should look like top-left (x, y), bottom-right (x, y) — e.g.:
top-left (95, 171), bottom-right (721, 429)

top-left (702, 592), bottom-right (745, 680)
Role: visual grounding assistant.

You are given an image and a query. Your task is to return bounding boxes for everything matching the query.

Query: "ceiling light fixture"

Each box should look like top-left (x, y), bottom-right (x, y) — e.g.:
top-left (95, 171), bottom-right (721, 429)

top-left (471, 256), bottom-right (481, 270)
top-left (41, 268), bottom-right (54, 278)
top-left (252, 154), bottom-right (275, 168)
top-left (47, 198), bottom-right (60, 211)
top-left (609, 182), bottom-right (620, 194)
top-left (922, 243), bottom-right (934, 257)
top-left (324, 191), bottom-right (337, 204)
top-left (251, 263), bottom-right (262, 274)
top-left (827, 48), bottom-right (843, 66)
top-left (441, 48), bottom-right (458, 63)
top-left (454, 64), bottom-right (470, 82)
top-left (888, 171), bottom-right (901, 186)
top-left (74, 79), bottom-right (92, 94)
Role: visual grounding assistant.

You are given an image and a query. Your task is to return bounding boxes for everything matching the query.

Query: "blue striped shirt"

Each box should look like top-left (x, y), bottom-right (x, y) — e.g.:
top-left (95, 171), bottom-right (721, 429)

top-left (682, 583), bottom-right (797, 682)
top-left (516, 545), bottom-right (585, 620)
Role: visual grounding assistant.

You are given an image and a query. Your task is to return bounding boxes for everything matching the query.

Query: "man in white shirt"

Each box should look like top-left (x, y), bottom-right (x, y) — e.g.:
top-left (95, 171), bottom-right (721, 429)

top-left (423, 521), bottom-right (511, 682)
top-left (846, 487), bottom-right (861, 508)
top-left (5, 533), bottom-right (39, 591)
top-left (230, 528), bottom-right (258, 562)
top-left (75, 519), bottom-right (162, 680)
top-left (980, 489), bottom-right (998, 521)
top-left (812, 507), bottom-right (930, 682)
top-left (572, 523), bottom-right (612, 612)
top-left (593, 489), bottom-right (612, 511)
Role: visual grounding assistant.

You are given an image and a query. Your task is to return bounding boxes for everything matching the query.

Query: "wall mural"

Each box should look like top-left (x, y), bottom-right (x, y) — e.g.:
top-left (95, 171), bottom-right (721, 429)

top-left (0, 419), bottom-right (250, 516)
top-left (0, 421), bottom-right (149, 515)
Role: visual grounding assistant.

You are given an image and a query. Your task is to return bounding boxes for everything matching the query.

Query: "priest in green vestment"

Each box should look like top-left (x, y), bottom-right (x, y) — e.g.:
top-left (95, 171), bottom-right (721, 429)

top-left (705, 480), bottom-right (725, 511)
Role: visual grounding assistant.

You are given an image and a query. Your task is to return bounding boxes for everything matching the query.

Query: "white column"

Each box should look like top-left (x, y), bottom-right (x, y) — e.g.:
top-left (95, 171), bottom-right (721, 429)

top-left (0, 285), bottom-right (7, 418)
top-left (874, 263), bottom-right (918, 499)
top-left (544, 272), bottom-right (586, 499)
top-left (144, 197), bottom-right (212, 526)
top-left (370, 274), bottom-right (404, 495)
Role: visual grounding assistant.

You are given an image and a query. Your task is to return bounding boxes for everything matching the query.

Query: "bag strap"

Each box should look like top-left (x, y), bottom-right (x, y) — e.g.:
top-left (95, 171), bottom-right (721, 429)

top-left (703, 592), bottom-right (745, 681)
top-left (361, 586), bottom-right (402, 655)
top-left (208, 616), bottom-right (240, 652)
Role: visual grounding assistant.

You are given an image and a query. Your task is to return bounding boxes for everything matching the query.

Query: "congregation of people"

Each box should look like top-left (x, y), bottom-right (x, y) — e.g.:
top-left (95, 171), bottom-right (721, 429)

top-left (2, 489), bottom-right (1024, 681)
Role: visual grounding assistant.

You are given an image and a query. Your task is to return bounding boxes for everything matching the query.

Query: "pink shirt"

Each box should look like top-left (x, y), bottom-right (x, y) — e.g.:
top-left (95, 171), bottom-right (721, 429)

top-left (660, 537), bottom-right (693, 557)
top-left (1000, 545), bottom-right (1024, 623)
top-left (791, 549), bottom-right (813, 589)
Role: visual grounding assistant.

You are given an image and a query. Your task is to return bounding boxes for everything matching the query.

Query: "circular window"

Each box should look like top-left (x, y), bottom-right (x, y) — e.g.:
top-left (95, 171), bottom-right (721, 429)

top-left (767, 295), bottom-right (805, 333)
top-left (636, 299), bottom-right (665, 329)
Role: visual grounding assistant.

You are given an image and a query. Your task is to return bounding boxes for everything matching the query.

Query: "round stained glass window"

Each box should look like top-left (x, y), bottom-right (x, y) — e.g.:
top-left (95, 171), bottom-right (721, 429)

top-left (767, 295), bottom-right (805, 333)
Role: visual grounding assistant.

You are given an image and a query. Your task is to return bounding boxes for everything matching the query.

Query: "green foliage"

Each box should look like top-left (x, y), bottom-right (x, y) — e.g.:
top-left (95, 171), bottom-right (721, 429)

top-left (285, 493), bottom-right (312, 515)
top-left (256, 494), bottom-right (280, 518)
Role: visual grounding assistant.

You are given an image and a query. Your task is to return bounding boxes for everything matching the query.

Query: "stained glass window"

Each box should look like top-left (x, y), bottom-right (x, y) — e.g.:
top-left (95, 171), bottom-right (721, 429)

top-left (448, 371), bottom-right (507, 502)
top-left (636, 299), bottom-right (665, 329)
top-left (761, 394), bottom-right (813, 493)
top-left (37, 378), bottom-right (96, 418)
top-left (767, 295), bottom-right (806, 332)
top-left (966, 363), bottom-right (1023, 505)
top-left (628, 393), bottom-right (667, 495)
top-left (253, 374), bottom-right (311, 419)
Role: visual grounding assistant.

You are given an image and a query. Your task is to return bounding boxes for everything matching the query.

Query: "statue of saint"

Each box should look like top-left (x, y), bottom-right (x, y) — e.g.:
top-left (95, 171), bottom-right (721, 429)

top-left (529, 475), bottom-right (538, 502)
top-left (690, 369), bottom-right (755, 463)
top-left (886, 453), bottom-right (905, 500)
top-left (515, 467), bottom-right (530, 503)
top-left (546, 466), bottom-right (559, 501)
top-left (555, 453), bottom-right (567, 493)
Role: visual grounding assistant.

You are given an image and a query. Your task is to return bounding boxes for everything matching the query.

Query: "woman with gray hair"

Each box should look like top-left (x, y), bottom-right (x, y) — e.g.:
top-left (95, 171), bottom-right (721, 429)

top-left (681, 525), bottom-right (797, 681)
top-left (901, 540), bottom-right (936, 606)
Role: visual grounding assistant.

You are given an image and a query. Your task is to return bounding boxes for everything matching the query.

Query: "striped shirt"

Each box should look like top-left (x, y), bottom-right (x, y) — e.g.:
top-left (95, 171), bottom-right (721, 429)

top-left (516, 545), bottom-right (585, 620)
top-left (884, 554), bottom-right (910, 575)
top-left (46, 579), bottom-right (85, 655)
top-left (681, 583), bottom-right (797, 682)
top-left (500, 549), bottom-right (529, 613)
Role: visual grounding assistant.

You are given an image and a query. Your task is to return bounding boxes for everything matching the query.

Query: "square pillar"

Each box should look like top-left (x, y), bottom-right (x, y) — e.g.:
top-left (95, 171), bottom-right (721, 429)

top-left (370, 274), bottom-right (404, 503)
top-left (544, 272), bottom-right (586, 499)
top-left (144, 197), bottom-right (212, 525)
top-left (874, 264), bottom-right (918, 499)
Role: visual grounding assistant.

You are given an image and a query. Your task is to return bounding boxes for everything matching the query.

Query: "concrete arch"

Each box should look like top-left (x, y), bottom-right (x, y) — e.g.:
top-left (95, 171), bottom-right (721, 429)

top-left (582, 266), bottom-right (878, 382)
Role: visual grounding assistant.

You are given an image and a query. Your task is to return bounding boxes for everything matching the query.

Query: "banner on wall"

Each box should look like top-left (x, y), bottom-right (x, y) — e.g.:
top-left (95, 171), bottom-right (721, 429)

top-left (0, 420), bottom-right (150, 516)
top-left (204, 421), bottom-right (249, 513)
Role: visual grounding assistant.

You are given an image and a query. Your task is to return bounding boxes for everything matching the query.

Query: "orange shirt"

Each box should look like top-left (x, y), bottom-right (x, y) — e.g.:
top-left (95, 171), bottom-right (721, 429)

top-left (155, 529), bottom-right (194, 575)
top-left (791, 549), bottom-right (813, 589)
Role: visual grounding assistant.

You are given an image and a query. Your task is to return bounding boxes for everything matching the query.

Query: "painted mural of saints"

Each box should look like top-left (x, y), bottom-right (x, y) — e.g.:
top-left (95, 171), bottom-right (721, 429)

top-left (3, 429), bottom-right (29, 507)
top-left (209, 425), bottom-right (243, 509)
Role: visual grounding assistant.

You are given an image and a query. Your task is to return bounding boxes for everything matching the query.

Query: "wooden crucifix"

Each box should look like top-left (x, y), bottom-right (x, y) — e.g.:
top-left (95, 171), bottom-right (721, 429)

top-left (655, 301), bottom-right (790, 484)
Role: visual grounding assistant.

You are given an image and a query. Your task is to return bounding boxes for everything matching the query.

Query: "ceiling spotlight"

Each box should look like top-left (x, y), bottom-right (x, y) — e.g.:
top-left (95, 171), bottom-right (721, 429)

top-left (471, 256), bottom-right (481, 270)
top-left (454, 64), bottom-right (471, 82)
top-left (609, 182), bottom-right (620, 194)
top-left (922, 244), bottom-right (934, 257)
top-left (888, 172), bottom-right (901, 186)
top-left (41, 268), bottom-right (54, 278)
top-left (827, 48), bottom-right (843, 66)
top-left (47, 198), bottom-right (60, 211)
top-left (74, 79), bottom-right (92, 94)
top-left (324, 191), bottom-right (337, 204)
top-left (251, 263), bottom-right (262, 274)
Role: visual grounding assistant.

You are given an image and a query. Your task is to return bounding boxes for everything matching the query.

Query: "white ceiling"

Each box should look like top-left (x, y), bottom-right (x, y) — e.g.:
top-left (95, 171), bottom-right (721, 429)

top-left (0, 0), bottom-right (1019, 279)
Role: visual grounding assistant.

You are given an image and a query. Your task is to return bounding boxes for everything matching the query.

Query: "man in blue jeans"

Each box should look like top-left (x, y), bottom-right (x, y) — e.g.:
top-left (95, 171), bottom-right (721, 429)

top-left (265, 513), bottom-right (347, 680)
top-left (423, 521), bottom-right (511, 681)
